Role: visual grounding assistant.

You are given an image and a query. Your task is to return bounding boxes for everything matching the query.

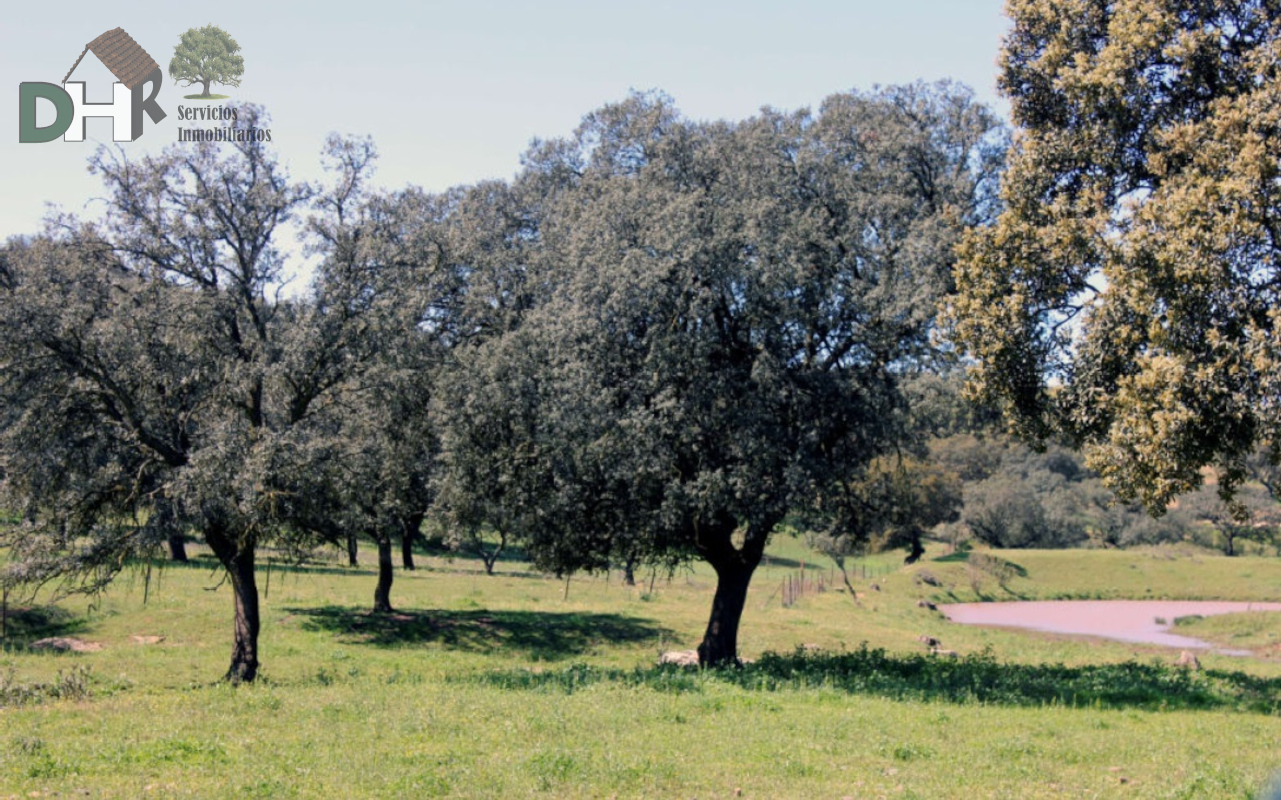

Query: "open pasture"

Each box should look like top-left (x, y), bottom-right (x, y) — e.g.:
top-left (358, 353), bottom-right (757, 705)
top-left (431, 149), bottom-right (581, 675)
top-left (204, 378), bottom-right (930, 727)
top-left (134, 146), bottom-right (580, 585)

top-left (3, 543), bottom-right (1281, 797)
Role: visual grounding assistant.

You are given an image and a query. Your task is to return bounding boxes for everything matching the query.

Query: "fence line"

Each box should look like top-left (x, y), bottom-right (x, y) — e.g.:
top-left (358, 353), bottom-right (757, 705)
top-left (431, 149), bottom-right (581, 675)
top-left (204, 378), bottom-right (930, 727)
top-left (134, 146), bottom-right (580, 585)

top-left (761, 559), bottom-right (893, 609)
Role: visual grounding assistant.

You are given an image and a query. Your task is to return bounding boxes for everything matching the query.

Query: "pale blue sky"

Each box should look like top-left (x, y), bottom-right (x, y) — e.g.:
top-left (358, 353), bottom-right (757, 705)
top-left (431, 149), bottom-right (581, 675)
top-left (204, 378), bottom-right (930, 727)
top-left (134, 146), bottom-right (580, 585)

top-left (2, 0), bottom-right (1009, 240)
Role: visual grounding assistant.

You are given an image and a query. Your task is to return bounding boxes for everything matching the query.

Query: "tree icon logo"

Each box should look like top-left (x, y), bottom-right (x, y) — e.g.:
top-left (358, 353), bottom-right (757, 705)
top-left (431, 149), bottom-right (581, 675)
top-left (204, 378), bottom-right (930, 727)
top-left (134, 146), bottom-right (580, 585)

top-left (169, 25), bottom-right (243, 100)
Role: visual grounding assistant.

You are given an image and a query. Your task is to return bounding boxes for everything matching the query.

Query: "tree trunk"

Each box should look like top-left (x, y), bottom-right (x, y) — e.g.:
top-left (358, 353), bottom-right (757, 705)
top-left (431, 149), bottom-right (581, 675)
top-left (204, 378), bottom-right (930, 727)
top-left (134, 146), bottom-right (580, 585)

top-left (401, 511), bottom-right (423, 571)
top-left (482, 530), bottom-right (505, 575)
top-left (155, 498), bottom-right (188, 562)
top-left (697, 558), bottom-right (756, 666)
top-left (201, 78), bottom-right (211, 97)
top-left (373, 535), bottom-right (394, 613)
top-left (835, 558), bottom-right (858, 600)
top-left (206, 526), bottom-right (260, 683)
top-left (694, 515), bottom-right (769, 667)
top-left (623, 555), bottom-right (637, 587)
top-left (904, 532), bottom-right (924, 564)
top-left (400, 532), bottom-right (415, 571)
top-left (346, 531), bottom-right (359, 566)
top-left (167, 532), bottom-right (189, 562)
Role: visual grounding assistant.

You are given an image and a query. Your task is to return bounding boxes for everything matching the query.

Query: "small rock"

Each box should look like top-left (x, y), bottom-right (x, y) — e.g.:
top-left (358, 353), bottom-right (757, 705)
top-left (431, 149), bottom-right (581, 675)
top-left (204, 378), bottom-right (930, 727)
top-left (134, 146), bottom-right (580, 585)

top-left (29, 637), bottom-right (103, 653)
top-left (930, 648), bottom-right (959, 658)
top-left (869, 583), bottom-right (881, 592)
top-left (917, 635), bottom-right (941, 648)
top-left (658, 649), bottom-right (700, 667)
top-left (129, 635), bottom-right (165, 645)
top-left (916, 599), bottom-right (938, 610)
top-left (914, 571), bottom-right (941, 587)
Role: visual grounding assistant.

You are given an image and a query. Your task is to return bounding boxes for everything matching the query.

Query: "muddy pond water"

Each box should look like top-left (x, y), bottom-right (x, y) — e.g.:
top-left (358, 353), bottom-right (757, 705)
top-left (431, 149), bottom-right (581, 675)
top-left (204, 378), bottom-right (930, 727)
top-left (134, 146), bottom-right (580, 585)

top-left (939, 600), bottom-right (1281, 654)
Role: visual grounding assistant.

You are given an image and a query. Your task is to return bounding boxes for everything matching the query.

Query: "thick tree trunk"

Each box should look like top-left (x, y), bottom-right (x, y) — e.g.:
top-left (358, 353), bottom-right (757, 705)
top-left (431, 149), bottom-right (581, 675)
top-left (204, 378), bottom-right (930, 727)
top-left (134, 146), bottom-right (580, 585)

top-left (400, 533), bottom-right (415, 571)
top-left (167, 533), bottom-right (189, 562)
top-left (694, 514), bottom-right (770, 667)
top-left (206, 527), bottom-right (260, 683)
top-left (401, 511), bottom-right (423, 571)
top-left (346, 532), bottom-right (359, 566)
top-left (373, 535), bottom-right (394, 613)
top-left (905, 532), bottom-right (924, 564)
top-left (201, 78), bottom-right (211, 97)
top-left (697, 559), bottom-right (756, 666)
top-left (623, 555), bottom-right (637, 587)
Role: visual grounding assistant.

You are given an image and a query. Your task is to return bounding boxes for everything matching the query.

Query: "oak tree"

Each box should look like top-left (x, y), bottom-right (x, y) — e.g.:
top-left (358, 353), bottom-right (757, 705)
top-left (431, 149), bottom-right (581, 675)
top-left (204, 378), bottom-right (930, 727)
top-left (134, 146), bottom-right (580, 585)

top-left (0, 112), bottom-right (392, 681)
top-left (438, 85), bottom-right (1005, 665)
top-left (949, 0), bottom-right (1281, 512)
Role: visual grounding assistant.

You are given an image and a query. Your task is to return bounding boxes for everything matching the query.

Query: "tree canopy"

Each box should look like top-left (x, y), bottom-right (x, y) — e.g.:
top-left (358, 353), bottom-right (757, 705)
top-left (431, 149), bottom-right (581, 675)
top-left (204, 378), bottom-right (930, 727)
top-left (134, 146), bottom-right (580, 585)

top-left (948, 0), bottom-right (1281, 512)
top-left (0, 112), bottom-right (414, 681)
top-left (169, 24), bottom-right (245, 97)
top-left (436, 84), bottom-right (1006, 664)
top-left (2, 83), bottom-right (1006, 677)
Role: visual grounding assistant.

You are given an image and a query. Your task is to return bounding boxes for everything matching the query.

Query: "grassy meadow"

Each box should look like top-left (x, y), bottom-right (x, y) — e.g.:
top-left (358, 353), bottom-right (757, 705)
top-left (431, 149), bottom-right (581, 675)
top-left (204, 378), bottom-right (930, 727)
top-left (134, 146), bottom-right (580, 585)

top-left (3, 539), bottom-right (1281, 798)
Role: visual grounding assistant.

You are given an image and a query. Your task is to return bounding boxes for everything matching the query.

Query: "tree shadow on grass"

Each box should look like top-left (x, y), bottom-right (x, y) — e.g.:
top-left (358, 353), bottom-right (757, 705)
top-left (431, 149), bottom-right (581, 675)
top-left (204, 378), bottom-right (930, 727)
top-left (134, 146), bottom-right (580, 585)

top-left (288, 606), bottom-right (675, 661)
top-left (480, 646), bottom-right (1281, 713)
top-left (133, 554), bottom-right (378, 579)
top-left (1, 605), bottom-right (88, 648)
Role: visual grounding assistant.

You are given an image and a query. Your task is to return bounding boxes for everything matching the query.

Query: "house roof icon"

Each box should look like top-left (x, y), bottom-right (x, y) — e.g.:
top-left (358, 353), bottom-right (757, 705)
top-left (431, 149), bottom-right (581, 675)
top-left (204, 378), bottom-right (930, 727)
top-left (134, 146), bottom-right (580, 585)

top-left (62, 28), bottom-right (160, 90)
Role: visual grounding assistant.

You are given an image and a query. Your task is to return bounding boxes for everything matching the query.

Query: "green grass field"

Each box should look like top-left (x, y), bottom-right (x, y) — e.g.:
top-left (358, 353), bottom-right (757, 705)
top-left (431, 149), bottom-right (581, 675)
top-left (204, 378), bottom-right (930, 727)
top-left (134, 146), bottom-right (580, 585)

top-left (3, 540), bottom-right (1281, 798)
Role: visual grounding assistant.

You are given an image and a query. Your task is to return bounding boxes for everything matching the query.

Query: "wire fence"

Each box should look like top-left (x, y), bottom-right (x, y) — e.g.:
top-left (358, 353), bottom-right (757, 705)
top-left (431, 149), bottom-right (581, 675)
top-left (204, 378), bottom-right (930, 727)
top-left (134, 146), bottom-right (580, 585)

top-left (761, 559), bottom-right (895, 609)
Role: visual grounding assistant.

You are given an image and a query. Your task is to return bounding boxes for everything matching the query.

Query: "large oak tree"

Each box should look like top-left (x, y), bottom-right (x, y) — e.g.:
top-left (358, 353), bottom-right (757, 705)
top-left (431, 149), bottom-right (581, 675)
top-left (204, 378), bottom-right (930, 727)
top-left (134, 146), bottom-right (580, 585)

top-left (0, 112), bottom-right (399, 681)
top-left (438, 85), bottom-right (1005, 665)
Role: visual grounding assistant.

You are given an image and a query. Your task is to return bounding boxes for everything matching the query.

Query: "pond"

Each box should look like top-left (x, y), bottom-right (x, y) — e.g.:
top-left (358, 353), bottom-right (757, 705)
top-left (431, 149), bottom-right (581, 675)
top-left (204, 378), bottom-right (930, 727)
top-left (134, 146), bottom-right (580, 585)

top-left (939, 600), bottom-right (1281, 654)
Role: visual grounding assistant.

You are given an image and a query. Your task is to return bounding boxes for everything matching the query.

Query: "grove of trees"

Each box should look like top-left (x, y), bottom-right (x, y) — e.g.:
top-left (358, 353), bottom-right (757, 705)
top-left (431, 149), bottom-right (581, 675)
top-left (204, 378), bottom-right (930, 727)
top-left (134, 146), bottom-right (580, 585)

top-left (0, 111), bottom-right (441, 680)
top-left (0, 84), bottom-right (1008, 675)
top-left (6, 0), bottom-right (1281, 680)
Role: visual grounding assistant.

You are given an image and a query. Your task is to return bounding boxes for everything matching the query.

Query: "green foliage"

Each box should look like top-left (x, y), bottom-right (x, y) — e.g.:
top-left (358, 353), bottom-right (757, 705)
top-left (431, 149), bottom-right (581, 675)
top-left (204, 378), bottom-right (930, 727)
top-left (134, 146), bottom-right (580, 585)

top-left (1180, 482), bottom-right (1281, 556)
top-left (168, 25), bottom-right (244, 96)
top-left (478, 646), bottom-right (1281, 713)
top-left (435, 84), bottom-right (1005, 662)
top-left (809, 454), bottom-right (962, 565)
top-left (0, 114), bottom-right (424, 680)
top-left (940, 433), bottom-right (1193, 549)
top-left (948, 0), bottom-right (1281, 511)
top-left (0, 664), bottom-right (92, 707)
top-left (965, 552), bottom-right (1027, 594)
